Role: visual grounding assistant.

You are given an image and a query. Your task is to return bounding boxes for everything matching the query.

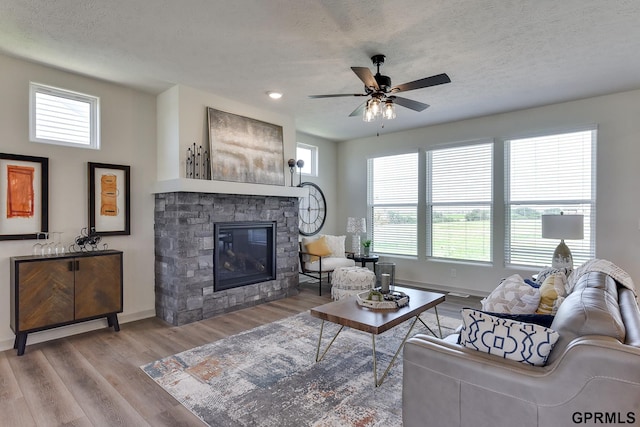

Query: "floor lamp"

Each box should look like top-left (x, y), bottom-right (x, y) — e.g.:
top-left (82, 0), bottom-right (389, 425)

top-left (541, 213), bottom-right (584, 269)
top-left (346, 217), bottom-right (366, 255)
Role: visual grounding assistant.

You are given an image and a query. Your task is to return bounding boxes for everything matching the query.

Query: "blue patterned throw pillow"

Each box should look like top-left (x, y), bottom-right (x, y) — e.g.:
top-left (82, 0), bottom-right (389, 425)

top-left (459, 308), bottom-right (560, 366)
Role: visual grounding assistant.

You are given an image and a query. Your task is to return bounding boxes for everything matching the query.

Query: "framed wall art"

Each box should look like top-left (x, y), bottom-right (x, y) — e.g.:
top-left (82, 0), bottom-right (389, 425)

top-left (0, 153), bottom-right (48, 240)
top-left (207, 108), bottom-right (285, 186)
top-left (89, 162), bottom-right (130, 236)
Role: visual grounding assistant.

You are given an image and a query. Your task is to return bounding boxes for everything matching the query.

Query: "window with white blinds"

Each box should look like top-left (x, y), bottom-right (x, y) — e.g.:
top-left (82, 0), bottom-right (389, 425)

top-left (368, 152), bottom-right (418, 256)
top-left (506, 129), bottom-right (596, 267)
top-left (29, 83), bottom-right (100, 149)
top-left (428, 142), bottom-right (493, 262)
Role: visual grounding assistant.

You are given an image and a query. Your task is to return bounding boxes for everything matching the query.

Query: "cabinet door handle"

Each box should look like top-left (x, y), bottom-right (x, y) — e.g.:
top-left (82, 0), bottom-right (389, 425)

top-left (75, 260), bottom-right (80, 271)
top-left (68, 261), bottom-right (74, 271)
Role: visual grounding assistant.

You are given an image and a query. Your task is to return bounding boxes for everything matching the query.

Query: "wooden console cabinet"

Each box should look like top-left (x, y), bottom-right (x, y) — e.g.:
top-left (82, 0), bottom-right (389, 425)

top-left (10, 250), bottom-right (123, 355)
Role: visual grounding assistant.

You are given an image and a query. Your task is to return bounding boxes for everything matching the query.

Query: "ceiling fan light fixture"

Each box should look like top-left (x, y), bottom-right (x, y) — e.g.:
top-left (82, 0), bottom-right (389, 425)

top-left (383, 99), bottom-right (396, 120)
top-left (363, 100), bottom-right (376, 122)
top-left (309, 54), bottom-right (449, 123)
top-left (370, 97), bottom-right (381, 116)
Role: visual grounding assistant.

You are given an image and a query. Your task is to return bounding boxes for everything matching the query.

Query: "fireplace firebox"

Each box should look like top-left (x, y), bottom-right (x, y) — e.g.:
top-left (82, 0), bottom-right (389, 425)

top-left (214, 221), bottom-right (276, 292)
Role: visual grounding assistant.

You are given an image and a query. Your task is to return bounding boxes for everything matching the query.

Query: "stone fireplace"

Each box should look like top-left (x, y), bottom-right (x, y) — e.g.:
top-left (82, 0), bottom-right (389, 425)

top-left (154, 192), bottom-right (300, 326)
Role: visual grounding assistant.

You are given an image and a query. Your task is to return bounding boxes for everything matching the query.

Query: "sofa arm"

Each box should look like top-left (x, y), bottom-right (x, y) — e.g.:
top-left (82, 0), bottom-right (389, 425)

top-left (403, 334), bottom-right (640, 427)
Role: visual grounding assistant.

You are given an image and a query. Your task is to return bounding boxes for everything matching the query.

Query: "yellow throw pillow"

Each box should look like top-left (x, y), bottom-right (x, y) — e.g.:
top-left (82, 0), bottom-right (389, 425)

top-left (536, 273), bottom-right (567, 315)
top-left (304, 236), bottom-right (332, 262)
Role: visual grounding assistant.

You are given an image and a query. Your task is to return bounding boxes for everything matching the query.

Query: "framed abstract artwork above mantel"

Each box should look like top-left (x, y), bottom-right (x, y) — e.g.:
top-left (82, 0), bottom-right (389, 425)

top-left (207, 107), bottom-right (285, 186)
top-left (0, 153), bottom-right (48, 240)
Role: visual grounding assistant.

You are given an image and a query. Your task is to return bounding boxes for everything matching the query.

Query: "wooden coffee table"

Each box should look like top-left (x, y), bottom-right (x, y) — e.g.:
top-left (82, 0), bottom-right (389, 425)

top-left (310, 286), bottom-right (445, 387)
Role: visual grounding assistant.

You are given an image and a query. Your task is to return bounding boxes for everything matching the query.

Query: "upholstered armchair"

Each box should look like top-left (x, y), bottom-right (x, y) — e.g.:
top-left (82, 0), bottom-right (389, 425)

top-left (298, 234), bottom-right (355, 295)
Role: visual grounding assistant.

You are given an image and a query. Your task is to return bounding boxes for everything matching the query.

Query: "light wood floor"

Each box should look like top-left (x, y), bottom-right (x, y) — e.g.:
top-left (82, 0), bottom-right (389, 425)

top-left (0, 282), bottom-right (481, 427)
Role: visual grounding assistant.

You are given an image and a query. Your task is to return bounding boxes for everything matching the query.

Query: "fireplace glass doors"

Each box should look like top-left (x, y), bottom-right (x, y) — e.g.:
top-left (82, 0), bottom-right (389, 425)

top-left (214, 221), bottom-right (276, 291)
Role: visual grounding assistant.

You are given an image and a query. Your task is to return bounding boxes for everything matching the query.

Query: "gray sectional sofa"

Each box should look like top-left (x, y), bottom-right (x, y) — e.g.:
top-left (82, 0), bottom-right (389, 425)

top-left (402, 270), bottom-right (640, 427)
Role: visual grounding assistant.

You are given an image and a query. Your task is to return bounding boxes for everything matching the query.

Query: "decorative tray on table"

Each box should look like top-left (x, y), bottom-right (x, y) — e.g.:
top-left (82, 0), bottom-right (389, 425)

top-left (356, 289), bottom-right (410, 310)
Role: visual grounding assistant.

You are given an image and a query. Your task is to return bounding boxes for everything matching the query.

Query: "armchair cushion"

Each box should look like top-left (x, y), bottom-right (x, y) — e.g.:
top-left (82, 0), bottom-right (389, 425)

top-left (303, 256), bottom-right (355, 272)
top-left (304, 236), bottom-right (332, 262)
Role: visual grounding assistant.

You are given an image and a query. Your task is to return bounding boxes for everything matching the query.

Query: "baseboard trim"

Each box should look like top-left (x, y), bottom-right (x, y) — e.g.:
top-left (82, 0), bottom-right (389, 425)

top-left (0, 309), bottom-right (157, 353)
top-left (399, 280), bottom-right (489, 298)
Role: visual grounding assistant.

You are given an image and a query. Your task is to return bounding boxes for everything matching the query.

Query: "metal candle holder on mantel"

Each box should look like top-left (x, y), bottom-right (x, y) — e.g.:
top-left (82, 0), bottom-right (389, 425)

top-left (186, 143), bottom-right (211, 180)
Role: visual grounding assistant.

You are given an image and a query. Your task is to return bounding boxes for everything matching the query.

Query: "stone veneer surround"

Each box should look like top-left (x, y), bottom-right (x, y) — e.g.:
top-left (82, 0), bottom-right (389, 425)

top-left (154, 192), bottom-right (300, 326)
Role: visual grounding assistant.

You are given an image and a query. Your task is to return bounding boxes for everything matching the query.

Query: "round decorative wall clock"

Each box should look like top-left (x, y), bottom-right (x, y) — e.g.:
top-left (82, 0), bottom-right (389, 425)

top-left (298, 182), bottom-right (327, 236)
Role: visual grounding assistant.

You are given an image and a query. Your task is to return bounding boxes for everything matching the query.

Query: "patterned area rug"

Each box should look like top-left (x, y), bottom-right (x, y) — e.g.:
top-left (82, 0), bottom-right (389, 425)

top-left (141, 309), bottom-right (459, 427)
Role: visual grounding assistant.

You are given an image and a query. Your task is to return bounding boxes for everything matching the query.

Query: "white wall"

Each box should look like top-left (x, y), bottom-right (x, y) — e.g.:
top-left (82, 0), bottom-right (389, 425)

top-left (158, 84), bottom-right (298, 186)
top-left (338, 89), bottom-right (640, 296)
top-left (295, 132), bottom-right (340, 235)
top-left (0, 54), bottom-right (157, 351)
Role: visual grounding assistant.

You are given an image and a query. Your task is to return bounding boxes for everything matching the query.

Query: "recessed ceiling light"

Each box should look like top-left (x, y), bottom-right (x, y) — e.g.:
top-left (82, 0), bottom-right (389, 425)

top-left (267, 91), bottom-right (283, 99)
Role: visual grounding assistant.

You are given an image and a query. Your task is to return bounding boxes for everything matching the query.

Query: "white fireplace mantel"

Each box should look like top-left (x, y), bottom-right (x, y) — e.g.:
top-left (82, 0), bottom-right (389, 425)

top-left (151, 178), bottom-right (308, 198)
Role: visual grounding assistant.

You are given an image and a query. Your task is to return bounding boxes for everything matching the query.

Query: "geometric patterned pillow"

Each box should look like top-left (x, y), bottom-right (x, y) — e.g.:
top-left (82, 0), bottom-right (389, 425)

top-left (480, 274), bottom-right (541, 314)
top-left (459, 309), bottom-right (560, 366)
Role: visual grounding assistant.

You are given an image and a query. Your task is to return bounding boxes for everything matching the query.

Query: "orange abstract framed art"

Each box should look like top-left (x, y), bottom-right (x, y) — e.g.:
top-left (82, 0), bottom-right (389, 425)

top-left (88, 162), bottom-right (130, 236)
top-left (0, 153), bottom-right (49, 240)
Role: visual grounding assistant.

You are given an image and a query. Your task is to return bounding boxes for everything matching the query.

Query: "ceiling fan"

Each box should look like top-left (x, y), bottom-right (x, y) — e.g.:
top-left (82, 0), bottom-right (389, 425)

top-left (309, 54), bottom-right (451, 121)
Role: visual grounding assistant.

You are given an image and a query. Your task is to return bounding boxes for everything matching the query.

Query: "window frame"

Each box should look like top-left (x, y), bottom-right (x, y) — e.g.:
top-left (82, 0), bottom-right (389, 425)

top-left (296, 142), bottom-right (318, 177)
top-left (504, 127), bottom-right (597, 268)
top-left (426, 140), bottom-right (494, 263)
top-left (29, 82), bottom-right (100, 150)
top-left (367, 152), bottom-right (419, 257)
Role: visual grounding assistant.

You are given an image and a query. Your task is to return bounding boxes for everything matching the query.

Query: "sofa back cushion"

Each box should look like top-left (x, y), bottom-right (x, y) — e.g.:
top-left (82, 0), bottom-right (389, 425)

top-left (547, 271), bottom-right (626, 364)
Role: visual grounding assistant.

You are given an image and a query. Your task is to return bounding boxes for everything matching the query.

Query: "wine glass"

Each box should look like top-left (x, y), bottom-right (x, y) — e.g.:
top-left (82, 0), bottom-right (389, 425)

top-left (32, 232), bottom-right (46, 256)
top-left (52, 232), bottom-right (65, 255)
top-left (44, 232), bottom-right (54, 256)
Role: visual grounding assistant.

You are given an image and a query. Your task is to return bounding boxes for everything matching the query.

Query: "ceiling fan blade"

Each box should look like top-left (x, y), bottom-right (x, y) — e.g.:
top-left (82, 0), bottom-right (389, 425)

top-left (391, 73), bottom-right (451, 93)
top-left (393, 96), bottom-right (430, 112)
top-left (309, 93), bottom-right (367, 98)
top-left (351, 67), bottom-right (379, 90)
top-left (349, 101), bottom-right (367, 117)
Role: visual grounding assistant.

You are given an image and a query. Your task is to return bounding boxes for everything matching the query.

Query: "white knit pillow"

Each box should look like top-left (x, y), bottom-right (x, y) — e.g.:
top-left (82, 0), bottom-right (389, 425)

top-left (322, 235), bottom-right (346, 257)
top-left (481, 274), bottom-right (541, 314)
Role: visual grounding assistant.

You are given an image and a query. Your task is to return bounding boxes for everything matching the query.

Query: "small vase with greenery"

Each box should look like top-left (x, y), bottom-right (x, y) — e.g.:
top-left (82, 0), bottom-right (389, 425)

top-left (362, 240), bottom-right (372, 256)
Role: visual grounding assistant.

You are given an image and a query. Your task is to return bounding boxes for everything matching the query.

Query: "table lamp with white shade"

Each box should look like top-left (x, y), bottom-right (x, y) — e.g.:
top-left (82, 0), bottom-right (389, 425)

top-left (541, 213), bottom-right (584, 269)
top-left (346, 217), bottom-right (366, 255)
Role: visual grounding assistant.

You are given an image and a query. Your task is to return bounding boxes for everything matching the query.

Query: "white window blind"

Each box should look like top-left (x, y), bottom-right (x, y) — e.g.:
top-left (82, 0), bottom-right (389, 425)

top-left (30, 83), bottom-right (100, 149)
top-left (506, 129), bottom-right (596, 267)
top-left (428, 142), bottom-right (493, 262)
top-left (368, 152), bottom-right (418, 256)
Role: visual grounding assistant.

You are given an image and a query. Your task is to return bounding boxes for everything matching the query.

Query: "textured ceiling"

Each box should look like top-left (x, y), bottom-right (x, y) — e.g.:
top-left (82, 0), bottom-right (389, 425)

top-left (1, 1), bottom-right (640, 141)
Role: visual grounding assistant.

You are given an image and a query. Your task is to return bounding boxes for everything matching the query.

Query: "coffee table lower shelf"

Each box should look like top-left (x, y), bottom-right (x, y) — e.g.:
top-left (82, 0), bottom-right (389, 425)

top-left (310, 286), bottom-right (445, 387)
